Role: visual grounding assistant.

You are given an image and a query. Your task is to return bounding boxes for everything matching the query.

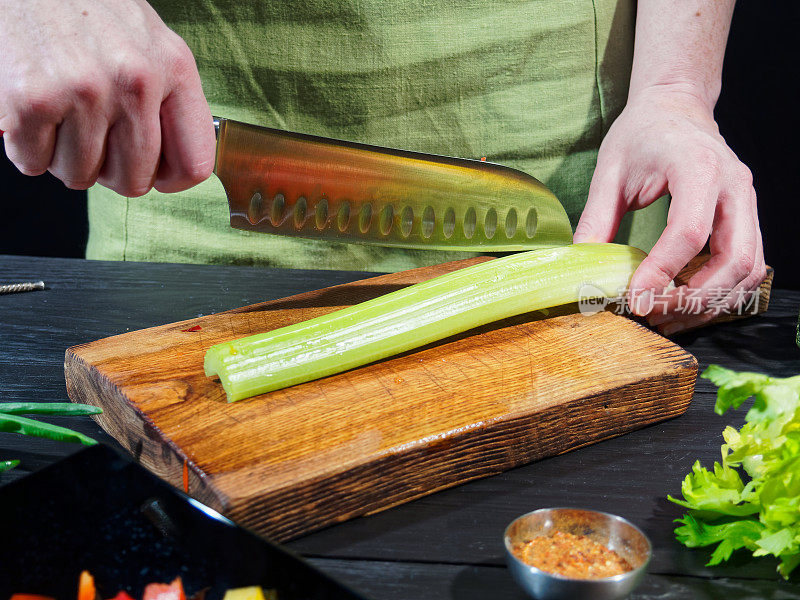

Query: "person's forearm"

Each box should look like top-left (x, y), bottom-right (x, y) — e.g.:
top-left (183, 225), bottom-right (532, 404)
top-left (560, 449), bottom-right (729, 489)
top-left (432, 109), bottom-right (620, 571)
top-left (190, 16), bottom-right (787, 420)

top-left (629, 0), bottom-right (735, 112)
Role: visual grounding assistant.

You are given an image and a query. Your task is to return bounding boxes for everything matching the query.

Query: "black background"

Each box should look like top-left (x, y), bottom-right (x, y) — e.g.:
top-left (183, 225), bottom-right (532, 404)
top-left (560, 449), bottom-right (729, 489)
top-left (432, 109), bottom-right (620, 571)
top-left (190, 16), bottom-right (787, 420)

top-left (1, 2), bottom-right (798, 288)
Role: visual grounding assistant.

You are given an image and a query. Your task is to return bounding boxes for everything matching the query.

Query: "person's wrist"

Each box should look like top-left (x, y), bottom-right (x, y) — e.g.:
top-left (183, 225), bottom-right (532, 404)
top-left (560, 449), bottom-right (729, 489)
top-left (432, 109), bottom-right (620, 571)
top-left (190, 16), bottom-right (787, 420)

top-left (626, 80), bottom-right (718, 120)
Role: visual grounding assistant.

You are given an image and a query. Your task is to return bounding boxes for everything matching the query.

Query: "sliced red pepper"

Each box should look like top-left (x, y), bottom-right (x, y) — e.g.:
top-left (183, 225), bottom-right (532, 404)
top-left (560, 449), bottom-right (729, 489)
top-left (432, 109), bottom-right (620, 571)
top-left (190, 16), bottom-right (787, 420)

top-left (108, 592), bottom-right (136, 600)
top-left (143, 578), bottom-right (186, 600)
top-left (78, 571), bottom-right (96, 600)
top-left (181, 325), bottom-right (202, 332)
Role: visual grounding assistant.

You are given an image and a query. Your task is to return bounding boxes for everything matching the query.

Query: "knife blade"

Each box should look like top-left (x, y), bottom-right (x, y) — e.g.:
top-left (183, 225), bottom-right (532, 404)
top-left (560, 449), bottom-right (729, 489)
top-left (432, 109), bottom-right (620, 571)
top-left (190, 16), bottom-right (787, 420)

top-left (213, 117), bottom-right (573, 251)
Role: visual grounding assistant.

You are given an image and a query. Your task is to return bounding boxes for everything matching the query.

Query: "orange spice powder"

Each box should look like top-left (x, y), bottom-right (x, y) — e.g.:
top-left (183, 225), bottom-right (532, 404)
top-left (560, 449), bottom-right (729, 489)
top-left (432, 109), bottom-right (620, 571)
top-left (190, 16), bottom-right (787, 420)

top-left (512, 531), bottom-right (632, 579)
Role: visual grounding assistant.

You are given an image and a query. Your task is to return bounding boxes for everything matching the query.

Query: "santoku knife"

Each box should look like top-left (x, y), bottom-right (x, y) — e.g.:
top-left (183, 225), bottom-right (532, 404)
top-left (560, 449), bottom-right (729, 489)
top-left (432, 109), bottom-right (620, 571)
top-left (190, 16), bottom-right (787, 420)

top-left (213, 117), bottom-right (573, 251)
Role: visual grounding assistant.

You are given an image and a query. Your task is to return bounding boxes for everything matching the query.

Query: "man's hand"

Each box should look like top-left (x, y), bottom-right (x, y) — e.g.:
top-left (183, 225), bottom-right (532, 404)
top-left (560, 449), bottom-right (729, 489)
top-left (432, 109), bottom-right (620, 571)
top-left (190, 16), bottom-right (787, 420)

top-left (574, 86), bottom-right (765, 334)
top-left (0, 0), bottom-right (215, 196)
top-left (574, 0), bottom-right (766, 335)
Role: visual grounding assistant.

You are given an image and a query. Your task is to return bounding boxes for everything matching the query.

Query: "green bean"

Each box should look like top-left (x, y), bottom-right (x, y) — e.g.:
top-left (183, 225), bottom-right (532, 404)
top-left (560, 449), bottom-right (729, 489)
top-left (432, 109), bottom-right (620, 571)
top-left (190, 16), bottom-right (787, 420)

top-left (0, 402), bottom-right (102, 416)
top-left (0, 459), bottom-right (20, 473)
top-left (0, 413), bottom-right (97, 445)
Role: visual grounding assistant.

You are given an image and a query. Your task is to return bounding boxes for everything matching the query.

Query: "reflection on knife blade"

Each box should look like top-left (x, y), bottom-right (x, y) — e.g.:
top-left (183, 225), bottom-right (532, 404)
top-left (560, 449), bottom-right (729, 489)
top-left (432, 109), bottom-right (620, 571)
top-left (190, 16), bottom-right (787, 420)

top-left (212, 118), bottom-right (573, 251)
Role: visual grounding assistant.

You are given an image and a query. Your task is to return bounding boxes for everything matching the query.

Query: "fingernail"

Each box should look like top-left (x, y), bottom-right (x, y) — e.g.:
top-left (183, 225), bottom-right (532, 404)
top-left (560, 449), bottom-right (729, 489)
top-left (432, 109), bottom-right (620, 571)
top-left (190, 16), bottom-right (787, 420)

top-left (661, 322), bottom-right (685, 337)
top-left (648, 313), bottom-right (674, 327)
top-left (632, 290), bottom-right (653, 317)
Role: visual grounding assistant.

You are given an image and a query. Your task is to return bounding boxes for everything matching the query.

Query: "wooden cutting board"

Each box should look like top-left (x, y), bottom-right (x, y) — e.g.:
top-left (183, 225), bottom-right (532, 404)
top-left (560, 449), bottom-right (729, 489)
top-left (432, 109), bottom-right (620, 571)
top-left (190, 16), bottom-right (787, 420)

top-left (65, 257), bottom-right (709, 542)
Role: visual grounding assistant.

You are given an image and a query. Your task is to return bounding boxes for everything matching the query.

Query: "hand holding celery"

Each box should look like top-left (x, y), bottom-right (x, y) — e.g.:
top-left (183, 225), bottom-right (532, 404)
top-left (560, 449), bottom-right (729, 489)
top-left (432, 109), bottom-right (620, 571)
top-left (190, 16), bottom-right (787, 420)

top-left (205, 243), bottom-right (645, 401)
top-left (669, 365), bottom-right (800, 578)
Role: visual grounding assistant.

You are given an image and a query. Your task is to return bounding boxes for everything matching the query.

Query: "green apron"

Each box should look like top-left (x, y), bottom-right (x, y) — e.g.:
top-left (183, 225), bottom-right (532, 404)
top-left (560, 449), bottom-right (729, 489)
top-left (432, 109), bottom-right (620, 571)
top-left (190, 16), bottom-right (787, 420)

top-left (87, 0), bottom-right (667, 271)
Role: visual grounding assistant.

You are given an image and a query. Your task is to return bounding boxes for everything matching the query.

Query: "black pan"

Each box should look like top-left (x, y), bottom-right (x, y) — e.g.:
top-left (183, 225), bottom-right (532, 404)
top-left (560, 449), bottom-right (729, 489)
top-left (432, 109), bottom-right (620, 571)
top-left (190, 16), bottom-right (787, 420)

top-left (0, 445), bottom-right (369, 600)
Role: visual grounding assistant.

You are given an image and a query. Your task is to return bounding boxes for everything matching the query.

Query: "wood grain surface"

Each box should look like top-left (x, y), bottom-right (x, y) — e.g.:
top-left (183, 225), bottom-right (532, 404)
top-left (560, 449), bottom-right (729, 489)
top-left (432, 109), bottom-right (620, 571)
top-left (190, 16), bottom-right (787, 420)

top-left (64, 257), bottom-right (701, 541)
top-left (2, 253), bottom-right (795, 599)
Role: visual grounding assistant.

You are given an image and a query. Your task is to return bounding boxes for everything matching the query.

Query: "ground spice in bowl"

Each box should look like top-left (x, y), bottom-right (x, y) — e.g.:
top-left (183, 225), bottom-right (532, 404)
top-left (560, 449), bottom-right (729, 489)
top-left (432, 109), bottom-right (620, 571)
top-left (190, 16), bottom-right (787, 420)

top-left (511, 531), bottom-right (632, 579)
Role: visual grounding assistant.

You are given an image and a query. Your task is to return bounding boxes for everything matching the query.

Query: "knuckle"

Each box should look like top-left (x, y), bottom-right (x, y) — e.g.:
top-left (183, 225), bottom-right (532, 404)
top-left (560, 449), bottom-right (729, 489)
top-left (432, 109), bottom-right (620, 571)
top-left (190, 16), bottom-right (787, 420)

top-left (67, 75), bottom-right (107, 108)
top-left (161, 160), bottom-right (213, 192)
top-left (5, 145), bottom-right (49, 175)
top-left (689, 147), bottom-right (722, 185)
top-left (168, 138), bottom-right (216, 188)
top-left (738, 165), bottom-right (753, 187)
top-left (734, 165), bottom-right (754, 190)
top-left (128, 185), bottom-right (153, 198)
top-left (743, 261), bottom-right (767, 287)
top-left (678, 226), bottom-right (707, 250)
top-left (754, 263), bottom-right (767, 284)
top-left (62, 177), bottom-right (97, 191)
top-left (166, 36), bottom-right (197, 75)
top-left (126, 186), bottom-right (152, 198)
top-left (183, 159), bottom-right (214, 185)
top-left (114, 58), bottom-right (159, 101)
top-left (653, 264), bottom-right (677, 285)
top-left (694, 146), bottom-right (721, 171)
top-left (645, 256), bottom-right (679, 285)
top-left (115, 178), bottom-right (154, 198)
top-left (8, 82), bottom-right (60, 123)
top-left (5, 78), bottom-right (34, 109)
top-left (731, 252), bottom-right (756, 281)
top-left (573, 221), bottom-right (593, 241)
top-left (14, 162), bottom-right (48, 177)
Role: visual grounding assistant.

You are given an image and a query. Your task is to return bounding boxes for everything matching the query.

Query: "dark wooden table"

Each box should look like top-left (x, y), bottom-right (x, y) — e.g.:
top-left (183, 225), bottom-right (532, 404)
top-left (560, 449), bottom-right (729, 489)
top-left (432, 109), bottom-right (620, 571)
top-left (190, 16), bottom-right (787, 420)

top-left (2, 254), bottom-right (799, 599)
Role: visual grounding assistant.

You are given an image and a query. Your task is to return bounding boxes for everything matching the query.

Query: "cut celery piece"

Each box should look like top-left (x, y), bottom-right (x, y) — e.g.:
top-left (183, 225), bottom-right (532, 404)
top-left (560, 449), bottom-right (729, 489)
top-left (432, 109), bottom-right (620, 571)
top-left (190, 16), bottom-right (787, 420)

top-left (205, 243), bottom-right (645, 401)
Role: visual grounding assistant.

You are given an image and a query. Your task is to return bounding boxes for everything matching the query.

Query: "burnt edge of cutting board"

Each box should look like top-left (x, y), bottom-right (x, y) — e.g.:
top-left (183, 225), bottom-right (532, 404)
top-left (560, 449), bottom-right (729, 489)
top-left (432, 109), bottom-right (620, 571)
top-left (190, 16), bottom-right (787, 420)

top-left (64, 350), bottom-right (221, 511)
top-left (63, 256), bottom-right (720, 542)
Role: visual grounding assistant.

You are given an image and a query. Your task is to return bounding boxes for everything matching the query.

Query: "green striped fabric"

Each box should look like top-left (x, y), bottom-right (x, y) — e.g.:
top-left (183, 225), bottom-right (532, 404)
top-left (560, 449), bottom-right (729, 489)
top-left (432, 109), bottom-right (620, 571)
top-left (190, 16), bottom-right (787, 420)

top-left (87, 0), bottom-right (667, 270)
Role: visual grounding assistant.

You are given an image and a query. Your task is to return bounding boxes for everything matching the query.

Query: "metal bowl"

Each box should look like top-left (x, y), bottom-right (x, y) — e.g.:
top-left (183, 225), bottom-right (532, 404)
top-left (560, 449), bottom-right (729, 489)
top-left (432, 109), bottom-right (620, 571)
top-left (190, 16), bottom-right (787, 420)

top-left (503, 508), bottom-right (651, 600)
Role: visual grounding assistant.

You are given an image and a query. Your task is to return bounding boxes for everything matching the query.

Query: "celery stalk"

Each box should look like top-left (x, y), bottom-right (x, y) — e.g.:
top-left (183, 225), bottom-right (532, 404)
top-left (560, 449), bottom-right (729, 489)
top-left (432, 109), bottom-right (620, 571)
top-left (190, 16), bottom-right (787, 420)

top-left (205, 243), bottom-right (645, 401)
